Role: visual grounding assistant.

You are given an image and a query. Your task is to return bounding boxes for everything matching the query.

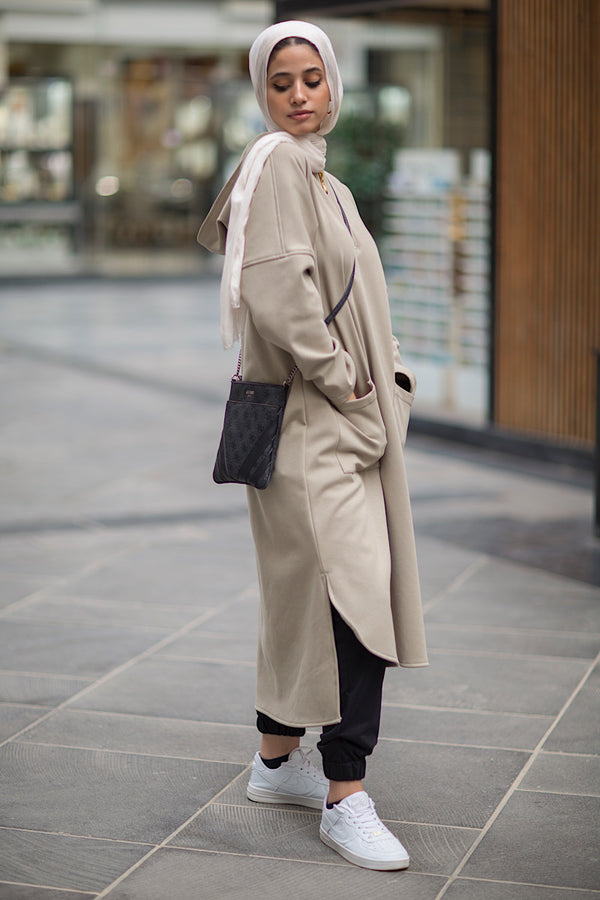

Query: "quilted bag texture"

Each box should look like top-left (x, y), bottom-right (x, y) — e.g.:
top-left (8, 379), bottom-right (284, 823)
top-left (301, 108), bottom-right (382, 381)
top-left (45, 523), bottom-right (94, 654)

top-left (213, 379), bottom-right (289, 490)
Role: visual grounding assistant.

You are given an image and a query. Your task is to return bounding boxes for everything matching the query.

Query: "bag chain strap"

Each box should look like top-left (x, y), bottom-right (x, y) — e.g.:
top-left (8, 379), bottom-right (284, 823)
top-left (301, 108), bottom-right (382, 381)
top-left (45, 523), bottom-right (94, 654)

top-left (235, 174), bottom-right (354, 386)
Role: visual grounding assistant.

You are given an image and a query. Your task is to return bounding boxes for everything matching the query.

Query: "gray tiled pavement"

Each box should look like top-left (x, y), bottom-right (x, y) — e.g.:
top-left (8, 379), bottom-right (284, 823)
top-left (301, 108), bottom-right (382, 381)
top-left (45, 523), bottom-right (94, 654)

top-left (0, 277), bottom-right (599, 899)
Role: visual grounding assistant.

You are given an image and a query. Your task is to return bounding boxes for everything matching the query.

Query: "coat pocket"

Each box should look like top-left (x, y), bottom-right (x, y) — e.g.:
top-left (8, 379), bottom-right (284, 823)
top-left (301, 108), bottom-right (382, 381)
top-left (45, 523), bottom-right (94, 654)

top-left (335, 382), bottom-right (387, 474)
top-left (393, 381), bottom-right (414, 448)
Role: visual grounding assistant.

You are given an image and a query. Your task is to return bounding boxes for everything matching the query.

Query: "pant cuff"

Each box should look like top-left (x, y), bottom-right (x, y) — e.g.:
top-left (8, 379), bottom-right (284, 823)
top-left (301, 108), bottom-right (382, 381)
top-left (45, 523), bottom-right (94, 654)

top-left (256, 712), bottom-right (305, 737)
top-left (323, 759), bottom-right (367, 782)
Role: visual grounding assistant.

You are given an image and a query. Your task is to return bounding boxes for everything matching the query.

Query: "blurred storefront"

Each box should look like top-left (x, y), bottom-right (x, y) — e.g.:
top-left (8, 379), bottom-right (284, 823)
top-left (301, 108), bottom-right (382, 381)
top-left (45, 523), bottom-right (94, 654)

top-left (276, 0), bottom-right (599, 459)
top-left (0, 0), bottom-right (461, 283)
top-left (0, 1), bottom-right (272, 275)
top-left (0, 0), bottom-right (492, 424)
top-left (2, 1), bottom-right (596, 457)
top-left (278, 1), bottom-right (492, 423)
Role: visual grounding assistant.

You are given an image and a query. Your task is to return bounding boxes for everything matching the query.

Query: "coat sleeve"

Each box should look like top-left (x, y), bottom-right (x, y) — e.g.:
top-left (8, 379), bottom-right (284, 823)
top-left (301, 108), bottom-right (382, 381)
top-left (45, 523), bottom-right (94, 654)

top-left (240, 144), bottom-right (356, 407)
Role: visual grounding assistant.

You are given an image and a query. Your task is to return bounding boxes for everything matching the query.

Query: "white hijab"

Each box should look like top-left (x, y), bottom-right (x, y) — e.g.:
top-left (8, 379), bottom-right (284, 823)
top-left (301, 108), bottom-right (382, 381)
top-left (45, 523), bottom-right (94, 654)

top-left (220, 20), bottom-right (344, 349)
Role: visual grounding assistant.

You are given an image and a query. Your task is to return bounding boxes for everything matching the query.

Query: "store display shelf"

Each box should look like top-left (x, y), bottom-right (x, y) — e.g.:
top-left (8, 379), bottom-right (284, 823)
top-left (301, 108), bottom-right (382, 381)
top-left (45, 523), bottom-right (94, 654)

top-left (393, 306), bottom-right (451, 323)
top-left (456, 272), bottom-right (488, 293)
top-left (462, 221), bottom-right (489, 239)
top-left (455, 254), bottom-right (489, 275)
top-left (0, 202), bottom-right (79, 222)
top-left (386, 257), bottom-right (451, 274)
top-left (385, 205), bottom-right (449, 221)
top-left (388, 290), bottom-right (450, 306)
top-left (389, 295), bottom-right (450, 310)
top-left (383, 234), bottom-right (449, 253)
top-left (386, 186), bottom-right (453, 201)
top-left (383, 154), bottom-right (490, 391)
top-left (462, 310), bottom-right (489, 327)
top-left (388, 270), bottom-right (451, 288)
top-left (458, 291), bottom-right (488, 309)
top-left (384, 217), bottom-right (450, 236)
top-left (457, 237), bottom-right (489, 256)
top-left (0, 144), bottom-right (71, 153)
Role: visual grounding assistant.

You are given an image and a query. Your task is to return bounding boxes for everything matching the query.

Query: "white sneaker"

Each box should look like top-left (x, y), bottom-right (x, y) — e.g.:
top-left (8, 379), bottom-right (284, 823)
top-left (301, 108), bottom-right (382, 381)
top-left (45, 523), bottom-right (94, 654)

top-left (320, 791), bottom-right (410, 870)
top-left (247, 747), bottom-right (328, 810)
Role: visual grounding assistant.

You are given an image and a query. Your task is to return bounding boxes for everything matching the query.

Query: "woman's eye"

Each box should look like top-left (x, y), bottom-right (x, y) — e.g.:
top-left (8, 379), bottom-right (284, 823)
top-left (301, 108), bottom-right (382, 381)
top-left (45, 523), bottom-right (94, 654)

top-left (272, 84), bottom-right (289, 93)
top-left (306, 80), bottom-right (322, 89)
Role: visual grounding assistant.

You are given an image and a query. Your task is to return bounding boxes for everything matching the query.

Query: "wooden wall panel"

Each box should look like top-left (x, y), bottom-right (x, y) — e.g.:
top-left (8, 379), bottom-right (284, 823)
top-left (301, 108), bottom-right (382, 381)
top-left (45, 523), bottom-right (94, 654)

top-left (494, 0), bottom-right (600, 446)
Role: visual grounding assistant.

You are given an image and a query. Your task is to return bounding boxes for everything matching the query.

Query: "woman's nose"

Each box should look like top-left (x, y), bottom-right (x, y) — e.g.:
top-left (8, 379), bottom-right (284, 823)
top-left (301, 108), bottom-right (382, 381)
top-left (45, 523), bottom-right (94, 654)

top-left (290, 79), bottom-right (307, 104)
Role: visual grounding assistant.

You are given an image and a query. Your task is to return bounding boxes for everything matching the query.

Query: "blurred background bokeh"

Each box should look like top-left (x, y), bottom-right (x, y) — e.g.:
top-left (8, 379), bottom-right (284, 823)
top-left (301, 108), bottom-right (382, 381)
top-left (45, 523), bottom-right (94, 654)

top-left (0, 0), bottom-right (598, 469)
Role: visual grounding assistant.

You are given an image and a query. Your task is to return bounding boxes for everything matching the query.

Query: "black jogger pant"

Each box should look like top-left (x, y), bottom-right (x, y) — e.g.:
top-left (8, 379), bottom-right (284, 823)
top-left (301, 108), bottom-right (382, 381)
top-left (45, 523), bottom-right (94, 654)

top-left (256, 605), bottom-right (387, 782)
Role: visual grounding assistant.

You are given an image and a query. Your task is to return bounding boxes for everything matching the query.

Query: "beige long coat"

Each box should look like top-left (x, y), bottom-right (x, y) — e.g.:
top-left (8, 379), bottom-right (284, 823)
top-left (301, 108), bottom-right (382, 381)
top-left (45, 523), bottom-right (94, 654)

top-left (198, 139), bottom-right (427, 727)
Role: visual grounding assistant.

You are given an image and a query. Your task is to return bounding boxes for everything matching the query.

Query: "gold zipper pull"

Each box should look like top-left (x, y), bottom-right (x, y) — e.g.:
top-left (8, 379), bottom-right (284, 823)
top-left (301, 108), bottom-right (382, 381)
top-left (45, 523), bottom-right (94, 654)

top-left (317, 171), bottom-right (329, 193)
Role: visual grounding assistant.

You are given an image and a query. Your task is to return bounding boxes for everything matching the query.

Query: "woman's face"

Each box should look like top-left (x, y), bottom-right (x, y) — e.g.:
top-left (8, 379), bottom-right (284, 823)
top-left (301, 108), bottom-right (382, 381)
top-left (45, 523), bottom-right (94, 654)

top-left (266, 43), bottom-right (331, 136)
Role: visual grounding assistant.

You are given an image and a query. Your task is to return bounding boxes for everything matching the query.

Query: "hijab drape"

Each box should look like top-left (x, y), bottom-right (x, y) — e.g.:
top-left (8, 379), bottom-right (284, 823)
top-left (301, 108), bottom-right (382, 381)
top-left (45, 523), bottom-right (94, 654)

top-left (220, 20), bottom-right (343, 349)
top-left (249, 20), bottom-right (343, 137)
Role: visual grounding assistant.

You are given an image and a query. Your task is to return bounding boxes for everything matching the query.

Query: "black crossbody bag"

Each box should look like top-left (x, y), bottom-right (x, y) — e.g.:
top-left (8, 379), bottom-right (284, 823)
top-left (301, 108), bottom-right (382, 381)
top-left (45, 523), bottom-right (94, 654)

top-left (213, 183), bottom-right (354, 490)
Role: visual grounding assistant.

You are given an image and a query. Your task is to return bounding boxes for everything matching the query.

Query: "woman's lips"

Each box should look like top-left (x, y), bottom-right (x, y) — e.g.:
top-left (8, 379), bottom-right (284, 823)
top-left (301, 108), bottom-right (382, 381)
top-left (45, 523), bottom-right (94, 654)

top-left (289, 111), bottom-right (312, 120)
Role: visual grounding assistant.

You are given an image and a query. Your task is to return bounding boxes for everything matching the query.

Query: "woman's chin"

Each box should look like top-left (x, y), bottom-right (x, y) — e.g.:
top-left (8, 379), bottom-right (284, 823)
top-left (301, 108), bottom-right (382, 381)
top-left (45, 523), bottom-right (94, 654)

top-left (280, 118), bottom-right (322, 136)
top-left (285, 126), bottom-right (319, 137)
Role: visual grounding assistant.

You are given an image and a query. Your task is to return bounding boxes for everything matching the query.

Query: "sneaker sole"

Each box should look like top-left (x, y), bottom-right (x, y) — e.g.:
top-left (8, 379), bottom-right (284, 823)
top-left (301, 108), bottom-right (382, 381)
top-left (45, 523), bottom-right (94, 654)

top-left (320, 827), bottom-right (410, 871)
top-left (247, 784), bottom-right (324, 810)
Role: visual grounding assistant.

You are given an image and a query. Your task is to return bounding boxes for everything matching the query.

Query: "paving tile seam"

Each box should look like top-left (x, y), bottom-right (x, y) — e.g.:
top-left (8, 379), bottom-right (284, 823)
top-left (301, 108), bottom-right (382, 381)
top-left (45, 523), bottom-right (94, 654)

top-left (0, 505), bottom-right (250, 538)
top-left (182, 628), bottom-right (259, 639)
top-left (431, 647), bottom-right (600, 900)
top-left (0, 535), bottom-right (151, 619)
top-left (10, 738), bottom-right (253, 767)
top-left (0, 824), bottom-right (154, 848)
top-left (157, 654), bottom-right (256, 667)
top-left (160, 844), bottom-right (461, 879)
top-left (455, 876), bottom-right (600, 894)
top-left (418, 538), bottom-right (600, 593)
top-left (160, 843), bottom-right (355, 870)
top-left (406, 437), bottom-right (594, 490)
top-left (426, 647), bottom-right (597, 663)
top-left (379, 735), bottom-right (543, 753)
top-left (0, 572), bottom-right (64, 584)
top-left (22, 707), bottom-right (257, 730)
top-left (541, 749), bottom-right (600, 759)
top-left (209, 801), bottom-right (483, 831)
top-left (0, 600), bottom-right (244, 752)
top-left (425, 622), bottom-right (600, 640)
top-left (0, 584), bottom-right (60, 618)
top-left (145, 655), bottom-right (257, 670)
top-left (0, 702), bottom-right (52, 712)
top-left (94, 762), bottom-right (253, 899)
top-left (0, 880), bottom-right (96, 896)
top-left (517, 786), bottom-right (600, 799)
top-left (382, 700), bottom-right (554, 719)
top-left (39, 710), bottom-right (259, 731)
top-left (0, 544), bottom-right (150, 619)
top-left (0, 669), bottom-right (88, 681)
top-left (3, 614), bottom-right (173, 635)
top-left (536, 648), bottom-right (600, 754)
top-left (30, 599), bottom-right (235, 616)
top-left (421, 557), bottom-right (490, 616)
top-left (0, 335), bottom-right (224, 406)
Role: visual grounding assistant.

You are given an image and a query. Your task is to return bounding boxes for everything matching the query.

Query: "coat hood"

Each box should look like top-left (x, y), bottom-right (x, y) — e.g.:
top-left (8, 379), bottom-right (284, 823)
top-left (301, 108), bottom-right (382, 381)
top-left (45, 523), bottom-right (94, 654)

top-left (197, 135), bottom-right (266, 255)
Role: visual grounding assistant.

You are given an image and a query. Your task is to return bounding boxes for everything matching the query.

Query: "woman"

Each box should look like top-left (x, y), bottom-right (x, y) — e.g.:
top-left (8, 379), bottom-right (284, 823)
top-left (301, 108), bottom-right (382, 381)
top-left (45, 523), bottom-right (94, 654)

top-left (198, 20), bottom-right (427, 871)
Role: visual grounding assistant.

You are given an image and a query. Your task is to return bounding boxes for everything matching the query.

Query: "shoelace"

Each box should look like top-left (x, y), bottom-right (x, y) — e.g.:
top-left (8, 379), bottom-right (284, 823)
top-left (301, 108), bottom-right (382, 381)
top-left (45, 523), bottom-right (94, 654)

top-left (295, 748), bottom-right (326, 780)
top-left (346, 798), bottom-right (388, 840)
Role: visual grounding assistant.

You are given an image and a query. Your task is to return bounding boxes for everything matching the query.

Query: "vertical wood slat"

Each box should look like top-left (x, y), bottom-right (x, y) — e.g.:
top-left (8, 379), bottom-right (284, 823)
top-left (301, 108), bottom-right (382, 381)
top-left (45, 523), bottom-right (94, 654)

top-left (494, 0), bottom-right (600, 446)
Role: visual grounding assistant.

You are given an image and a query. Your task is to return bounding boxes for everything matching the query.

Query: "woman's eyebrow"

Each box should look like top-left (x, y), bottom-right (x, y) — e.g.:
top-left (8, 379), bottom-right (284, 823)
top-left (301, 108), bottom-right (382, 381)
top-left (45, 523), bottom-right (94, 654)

top-left (269, 66), bottom-right (323, 79)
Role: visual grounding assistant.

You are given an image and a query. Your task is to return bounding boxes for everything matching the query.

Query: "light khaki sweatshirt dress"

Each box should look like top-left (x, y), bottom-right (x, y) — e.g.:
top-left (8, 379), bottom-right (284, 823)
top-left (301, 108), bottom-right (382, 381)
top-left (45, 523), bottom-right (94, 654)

top-left (198, 139), bottom-right (428, 728)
